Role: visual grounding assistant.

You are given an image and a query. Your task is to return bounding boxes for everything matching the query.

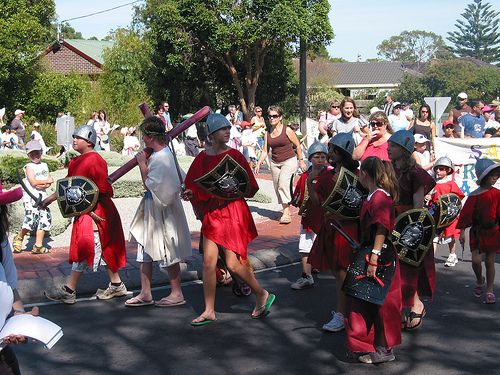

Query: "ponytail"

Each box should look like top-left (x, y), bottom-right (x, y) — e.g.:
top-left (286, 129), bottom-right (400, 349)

top-left (360, 157), bottom-right (399, 202)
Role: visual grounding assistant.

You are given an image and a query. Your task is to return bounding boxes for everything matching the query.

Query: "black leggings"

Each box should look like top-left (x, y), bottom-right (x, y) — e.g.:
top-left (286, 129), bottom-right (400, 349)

top-left (0, 347), bottom-right (21, 375)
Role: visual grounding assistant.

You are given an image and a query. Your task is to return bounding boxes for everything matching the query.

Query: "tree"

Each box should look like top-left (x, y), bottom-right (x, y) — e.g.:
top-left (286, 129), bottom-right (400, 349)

top-left (394, 59), bottom-right (500, 108)
top-left (49, 22), bottom-right (84, 40)
top-left (0, 0), bottom-right (55, 111)
top-left (447, 0), bottom-right (500, 63)
top-left (377, 30), bottom-right (445, 69)
top-left (137, 0), bottom-right (333, 119)
top-left (100, 28), bottom-right (153, 127)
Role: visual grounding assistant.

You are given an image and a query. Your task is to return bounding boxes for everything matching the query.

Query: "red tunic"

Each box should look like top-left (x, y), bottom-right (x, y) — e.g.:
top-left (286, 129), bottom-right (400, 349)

top-left (394, 164), bottom-right (436, 307)
top-left (428, 180), bottom-right (465, 238)
top-left (345, 190), bottom-right (402, 352)
top-left (293, 166), bottom-right (332, 233)
top-left (457, 187), bottom-right (500, 253)
top-left (67, 152), bottom-right (126, 273)
top-left (185, 148), bottom-right (259, 259)
top-left (307, 168), bottom-right (359, 271)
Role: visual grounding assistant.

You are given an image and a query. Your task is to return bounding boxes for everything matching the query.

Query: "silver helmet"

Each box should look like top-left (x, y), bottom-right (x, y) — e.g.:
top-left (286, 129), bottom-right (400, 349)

top-left (206, 113), bottom-right (231, 136)
top-left (329, 133), bottom-right (355, 155)
top-left (475, 158), bottom-right (500, 185)
top-left (307, 141), bottom-right (328, 160)
top-left (389, 130), bottom-right (415, 154)
top-left (72, 125), bottom-right (97, 146)
top-left (434, 156), bottom-right (453, 174)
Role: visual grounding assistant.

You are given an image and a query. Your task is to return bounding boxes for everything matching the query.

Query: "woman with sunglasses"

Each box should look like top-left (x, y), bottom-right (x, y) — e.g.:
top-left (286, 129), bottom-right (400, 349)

top-left (318, 99), bottom-right (341, 143)
top-left (353, 111), bottom-right (394, 162)
top-left (254, 105), bottom-right (307, 224)
top-left (408, 104), bottom-right (436, 153)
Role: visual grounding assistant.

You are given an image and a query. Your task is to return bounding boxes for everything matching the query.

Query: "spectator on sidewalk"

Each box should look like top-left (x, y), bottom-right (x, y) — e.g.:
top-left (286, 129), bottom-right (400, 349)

top-left (458, 99), bottom-right (485, 138)
top-left (10, 110), bottom-right (26, 147)
top-left (318, 99), bottom-right (341, 143)
top-left (254, 105), bottom-right (307, 224)
top-left (382, 93), bottom-right (395, 116)
top-left (483, 106), bottom-right (500, 138)
top-left (162, 101), bottom-right (172, 131)
top-left (388, 102), bottom-right (408, 132)
top-left (184, 122), bottom-right (201, 157)
top-left (447, 92), bottom-right (472, 137)
top-left (12, 141), bottom-right (53, 255)
top-left (30, 123), bottom-right (47, 155)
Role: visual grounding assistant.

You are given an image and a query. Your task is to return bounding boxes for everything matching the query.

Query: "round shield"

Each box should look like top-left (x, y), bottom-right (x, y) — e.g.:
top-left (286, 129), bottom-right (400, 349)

top-left (321, 167), bottom-right (366, 220)
top-left (429, 193), bottom-right (462, 229)
top-left (392, 209), bottom-right (436, 267)
top-left (342, 239), bottom-right (397, 306)
top-left (194, 154), bottom-right (250, 200)
top-left (56, 176), bottom-right (99, 218)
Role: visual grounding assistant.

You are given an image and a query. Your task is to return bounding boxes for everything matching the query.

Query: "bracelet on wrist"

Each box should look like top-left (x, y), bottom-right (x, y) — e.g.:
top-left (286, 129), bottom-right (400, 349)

top-left (13, 310), bottom-right (25, 314)
top-left (371, 249), bottom-right (381, 256)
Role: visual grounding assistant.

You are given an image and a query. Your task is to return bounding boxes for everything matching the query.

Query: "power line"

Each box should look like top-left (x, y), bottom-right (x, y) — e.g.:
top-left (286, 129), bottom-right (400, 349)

top-left (60, 0), bottom-right (143, 23)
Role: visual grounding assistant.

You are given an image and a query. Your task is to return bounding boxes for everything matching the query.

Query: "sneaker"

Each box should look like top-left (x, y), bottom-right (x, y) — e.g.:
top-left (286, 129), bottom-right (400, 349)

top-left (322, 311), bottom-right (345, 332)
top-left (445, 253), bottom-right (458, 267)
top-left (358, 346), bottom-right (395, 364)
top-left (291, 273), bottom-right (314, 290)
top-left (95, 282), bottom-right (128, 300)
top-left (45, 286), bottom-right (76, 304)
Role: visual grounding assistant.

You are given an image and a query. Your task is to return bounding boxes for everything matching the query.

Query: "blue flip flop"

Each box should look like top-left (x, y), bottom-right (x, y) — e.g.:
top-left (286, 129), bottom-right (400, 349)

top-left (191, 316), bottom-right (217, 326)
top-left (252, 293), bottom-right (276, 319)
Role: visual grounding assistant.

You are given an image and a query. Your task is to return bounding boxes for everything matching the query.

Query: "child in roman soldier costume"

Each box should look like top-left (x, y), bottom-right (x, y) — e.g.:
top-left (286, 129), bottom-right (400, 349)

top-left (184, 113), bottom-right (275, 325)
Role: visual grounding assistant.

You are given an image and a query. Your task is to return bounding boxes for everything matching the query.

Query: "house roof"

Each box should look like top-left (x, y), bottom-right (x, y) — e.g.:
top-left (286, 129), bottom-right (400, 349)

top-left (60, 39), bottom-right (114, 67)
top-left (293, 59), bottom-right (421, 89)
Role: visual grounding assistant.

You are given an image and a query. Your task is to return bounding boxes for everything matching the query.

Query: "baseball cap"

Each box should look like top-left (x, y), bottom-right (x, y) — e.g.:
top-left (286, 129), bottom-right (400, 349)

top-left (442, 120), bottom-right (454, 128)
top-left (241, 121), bottom-right (252, 128)
top-left (385, 92), bottom-right (392, 98)
top-left (14, 109), bottom-right (25, 116)
top-left (414, 134), bottom-right (429, 144)
top-left (457, 92), bottom-right (468, 100)
top-left (33, 122), bottom-right (40, 127)
top-left (393, 102), bottom-right (402, 108)
top-left (483, 105), bottom-right (494, 112)
top-left (26, 140), bottom-right (42, 153)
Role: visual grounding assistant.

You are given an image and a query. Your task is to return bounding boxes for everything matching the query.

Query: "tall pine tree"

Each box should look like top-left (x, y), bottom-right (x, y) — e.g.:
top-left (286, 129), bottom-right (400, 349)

top-left (447, 0), bottom-right (500, 63)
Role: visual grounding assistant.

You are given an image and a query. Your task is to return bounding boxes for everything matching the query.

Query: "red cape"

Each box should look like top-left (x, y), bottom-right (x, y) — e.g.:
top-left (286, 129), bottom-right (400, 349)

top-left (67, 152), bottom-right (126, 273)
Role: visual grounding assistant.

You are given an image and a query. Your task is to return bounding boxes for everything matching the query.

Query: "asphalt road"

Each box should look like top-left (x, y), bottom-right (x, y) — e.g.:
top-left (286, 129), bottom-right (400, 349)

top-left (12, 250), bottom-right (500, 375)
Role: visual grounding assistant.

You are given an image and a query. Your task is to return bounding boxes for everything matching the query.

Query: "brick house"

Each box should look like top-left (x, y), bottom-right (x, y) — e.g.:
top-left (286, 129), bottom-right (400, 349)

top-left (38, 39), bottom-right (114, 77)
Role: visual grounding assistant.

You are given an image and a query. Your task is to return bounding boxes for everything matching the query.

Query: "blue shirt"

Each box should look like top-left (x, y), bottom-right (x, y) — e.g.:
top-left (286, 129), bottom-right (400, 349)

top-left (460, 113), bottom-right (485, 138)
top-left (163, 112), bottom-right (171, 130)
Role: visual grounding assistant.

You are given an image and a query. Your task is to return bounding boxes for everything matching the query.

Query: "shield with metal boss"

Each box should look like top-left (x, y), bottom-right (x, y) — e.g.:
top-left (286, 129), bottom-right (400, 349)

top-left (56, 176), bottom-right (99, 218)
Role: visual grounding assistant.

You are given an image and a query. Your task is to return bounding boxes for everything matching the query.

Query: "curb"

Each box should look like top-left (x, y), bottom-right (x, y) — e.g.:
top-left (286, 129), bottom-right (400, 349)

top-left (17, 241), bottom-right (300, 304)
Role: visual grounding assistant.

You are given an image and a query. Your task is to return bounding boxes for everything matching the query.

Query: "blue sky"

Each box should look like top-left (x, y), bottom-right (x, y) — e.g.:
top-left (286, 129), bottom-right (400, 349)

top-left (54, 0), bottom-right (478, 61)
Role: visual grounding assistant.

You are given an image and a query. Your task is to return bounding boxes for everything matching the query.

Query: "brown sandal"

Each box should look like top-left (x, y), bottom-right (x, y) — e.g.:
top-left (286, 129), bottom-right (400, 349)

top-left (279, 215), bottom-right (292, 224)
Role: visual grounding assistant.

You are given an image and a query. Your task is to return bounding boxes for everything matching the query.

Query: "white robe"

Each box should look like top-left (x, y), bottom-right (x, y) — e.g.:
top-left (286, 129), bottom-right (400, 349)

top-left (129, 147), bottom-right (192, 265)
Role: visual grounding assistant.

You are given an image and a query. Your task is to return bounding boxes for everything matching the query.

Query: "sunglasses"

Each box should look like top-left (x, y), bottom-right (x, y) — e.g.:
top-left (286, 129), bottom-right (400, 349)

top-left (268, 114), bottom-right (280, 119)
top-left (370, 121), bottom-right (384, 127)
top-left (444, 125), bottom-right (454, 129)
top-left (436, 167), bottom-right (449, 172)
top-left (331, 106), bottom-right (340, 108)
